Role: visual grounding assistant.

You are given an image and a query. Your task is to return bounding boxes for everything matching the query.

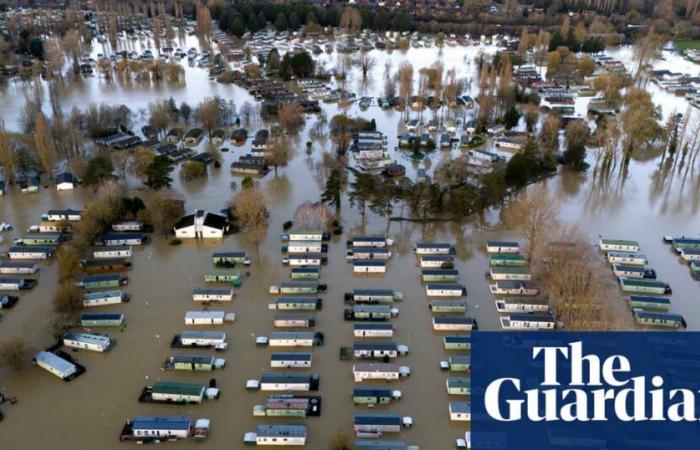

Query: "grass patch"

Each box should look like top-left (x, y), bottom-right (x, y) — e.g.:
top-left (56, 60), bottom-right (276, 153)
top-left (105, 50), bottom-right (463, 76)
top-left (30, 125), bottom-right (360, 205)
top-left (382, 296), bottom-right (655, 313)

top-left (674, 40), bottom-right (700, 51)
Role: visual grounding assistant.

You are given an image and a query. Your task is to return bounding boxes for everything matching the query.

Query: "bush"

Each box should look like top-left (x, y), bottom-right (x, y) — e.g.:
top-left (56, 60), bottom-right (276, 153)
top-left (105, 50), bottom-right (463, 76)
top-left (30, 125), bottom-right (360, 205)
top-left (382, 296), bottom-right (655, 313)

top-left (0, 337), bottom-right (34, 371)
top-left (283, 220), bottom-right (294, 230)
top-left (180, 160), bottom-right (207, 181)
top-left (170, 238), bottom-right (183, 246)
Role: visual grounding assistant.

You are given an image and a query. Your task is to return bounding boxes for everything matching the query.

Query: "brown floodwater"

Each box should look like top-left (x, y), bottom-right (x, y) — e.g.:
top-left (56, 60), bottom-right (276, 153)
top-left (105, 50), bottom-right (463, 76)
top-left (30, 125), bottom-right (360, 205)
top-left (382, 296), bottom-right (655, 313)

top-left (2, 36), bottom-right (700, 449)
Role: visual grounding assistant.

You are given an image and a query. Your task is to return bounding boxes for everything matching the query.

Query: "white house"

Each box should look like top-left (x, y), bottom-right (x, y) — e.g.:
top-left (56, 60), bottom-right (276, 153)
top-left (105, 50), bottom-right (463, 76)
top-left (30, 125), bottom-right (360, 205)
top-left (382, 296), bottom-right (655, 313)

top-left (174, 210), bottom-right (228, 239)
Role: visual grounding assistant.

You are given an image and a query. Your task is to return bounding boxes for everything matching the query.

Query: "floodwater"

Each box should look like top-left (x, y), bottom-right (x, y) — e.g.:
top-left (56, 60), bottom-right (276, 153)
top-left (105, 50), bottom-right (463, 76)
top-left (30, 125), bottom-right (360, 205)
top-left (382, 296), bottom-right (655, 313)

top-left (1, 35), bottom-right (700, 449)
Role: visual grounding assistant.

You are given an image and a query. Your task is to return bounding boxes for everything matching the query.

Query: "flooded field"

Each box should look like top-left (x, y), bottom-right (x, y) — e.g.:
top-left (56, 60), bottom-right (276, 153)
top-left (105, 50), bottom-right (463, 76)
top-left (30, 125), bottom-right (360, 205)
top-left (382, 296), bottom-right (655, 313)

top-left (2, 37), bottom-right (700, 449)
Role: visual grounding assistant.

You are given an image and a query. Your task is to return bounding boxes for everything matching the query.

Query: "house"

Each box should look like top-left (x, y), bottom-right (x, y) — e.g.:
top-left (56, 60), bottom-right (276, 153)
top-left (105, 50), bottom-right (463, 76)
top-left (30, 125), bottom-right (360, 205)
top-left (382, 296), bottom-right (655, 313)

top-left (56, 172), bottom-right (79, 190)
top-left (252, 129), bottom-right (270, 155)
top-left (174, 210), bottom-right (228, 239)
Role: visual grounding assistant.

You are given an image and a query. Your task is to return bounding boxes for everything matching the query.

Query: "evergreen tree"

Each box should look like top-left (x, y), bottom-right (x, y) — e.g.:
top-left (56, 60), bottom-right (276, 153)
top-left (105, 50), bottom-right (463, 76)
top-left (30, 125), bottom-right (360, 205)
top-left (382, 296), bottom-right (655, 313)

top-left (145, 155), bottom-right (174, 190)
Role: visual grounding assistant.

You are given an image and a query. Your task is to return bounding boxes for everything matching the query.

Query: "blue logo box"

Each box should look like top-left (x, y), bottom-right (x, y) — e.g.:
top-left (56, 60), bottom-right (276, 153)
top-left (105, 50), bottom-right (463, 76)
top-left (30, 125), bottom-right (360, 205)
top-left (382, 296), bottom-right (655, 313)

top-left (470, 332), bottom-right (700, 449)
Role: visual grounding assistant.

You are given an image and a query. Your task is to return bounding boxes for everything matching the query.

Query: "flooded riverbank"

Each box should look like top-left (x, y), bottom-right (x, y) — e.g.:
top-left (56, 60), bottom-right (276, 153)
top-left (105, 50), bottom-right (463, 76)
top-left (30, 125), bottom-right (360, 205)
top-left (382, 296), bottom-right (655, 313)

top-left (2, 38), bottom-right (700, 449)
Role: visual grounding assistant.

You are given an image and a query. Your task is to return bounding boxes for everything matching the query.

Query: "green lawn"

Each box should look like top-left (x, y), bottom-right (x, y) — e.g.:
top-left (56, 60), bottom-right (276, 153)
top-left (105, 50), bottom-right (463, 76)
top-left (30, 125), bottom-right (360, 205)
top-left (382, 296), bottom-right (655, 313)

top-left (674, 40), bottom-right (700, 50)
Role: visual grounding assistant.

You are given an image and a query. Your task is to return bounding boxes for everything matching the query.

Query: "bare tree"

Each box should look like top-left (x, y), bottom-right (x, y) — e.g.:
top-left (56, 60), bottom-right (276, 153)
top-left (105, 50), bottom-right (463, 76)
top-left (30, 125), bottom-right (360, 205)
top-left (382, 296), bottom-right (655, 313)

top-left (196, 97), bottom-right (221, 140)
top-left (233, 187), bottom-right (269, 248)
top-left (34, 112), bottom-right (57, 177)
top-left (0, 337), bottom-right (35, 371)
top-left (266, 133), bottom-right (292, 175)
top-left (0, 120), bottom-right (17, 183)
top-left (358, 53), bottom-right (375, 82)
top-left (339, 7), bottom-right (362, 33)
top-left (502, 186), bottom-right (560, 262)
top-left (294, 201), bottom-right (332, 229)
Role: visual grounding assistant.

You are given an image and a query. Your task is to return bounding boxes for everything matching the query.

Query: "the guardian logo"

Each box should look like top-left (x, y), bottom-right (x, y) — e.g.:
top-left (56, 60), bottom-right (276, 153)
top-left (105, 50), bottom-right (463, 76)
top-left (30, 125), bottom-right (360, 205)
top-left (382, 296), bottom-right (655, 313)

top-left (485, 341), bottom-right (697, 422)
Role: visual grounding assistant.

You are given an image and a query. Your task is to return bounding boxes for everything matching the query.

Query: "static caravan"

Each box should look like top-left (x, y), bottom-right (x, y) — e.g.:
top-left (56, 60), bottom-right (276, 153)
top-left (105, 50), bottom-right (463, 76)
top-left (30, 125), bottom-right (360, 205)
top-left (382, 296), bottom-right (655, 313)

top-left (7, 246), bottom-right (54, 260)
top-left (254, 396), bottom-right (321, 418)
top-left (354, 323), bottom-right (394, 338)
top-left (345, 305), bottom-right (398, 321)
top-left (270, 352), bottom-right (313, 368)
top-left (212, 251), bottom-right (251, 267)
top-left (421, 269), bottom-right (459, 283)
top-left (269, 282), bottom-right (327, 295)
top-left (612, 264), bottom-right (656, 279)
top-left (143, 381), bottom-right (207, 404)
top-left (627, 295), bottom-right (671, 311)
top-left (489, 281), bottom-right (539, 296)
top-left (448, 355), bottom-right (471, 372)
top-left (352, 342), bottom-right (407, 360)
top-left (274, 313), bottom-right (316, 328)
top-left (633, 309), bottom-right (686, 328)
top-left (352, 363), bottom-right (410, 382)
top-left (345, 289), bottom-right (403, 304)
top-left (28, 221), bottom-right (71, 233)
top-left (618, 278), bottom-right (672, 295)
top-left (489, 253), bottom-right (526, 267)
top-left (415, 243), bottom-right (456, 255)
top-left (283, 253), bottom-right (327, 267)
top-left (348, 236), bottom-right (392, 248)
top-left (81, 258), bottom-right (132, 274)
top-left (121, 416), bottom-right (192, 441)
top-left (449, 401), bottom-right (471, 421)
top-left (275, 296), bottom-right (322, 311)
top-left (290, 268), bottom-right (320, 280)
top-left (490, 266), bottom-right (531, 281)
top-left (429, 300), bottom-right (468, 313)
top-left (20, 233), bottom-right (64, 246)
top-left (255, 424), bottom-right (307, 446)
top-left (671, 237), bottom-right (700, 251)
top-left (259, 372), bottom-right (320, 391)
top-left (80, 312), bottom-right (124, 327)
top-left (678, 248), bottom-right (700, 262)
top-left (173, 331), bottom-right (227, 349)
top-left (432, 316), bottom-right (477, 331)
top-left (486, 241), bottom-right (520, 254)
top-left (192, 288), bottom-right (235, 302)
top-left (83, 290), bottom-right (127, 307)
top-left (444, 335), bottom-right (471, 351)
top-left (164, 355), bottom-right (225, 371)
top-left (419, 255), bottom-right (454, 268)
top-left (34, 351), bottom-right (78, 380)
top-left (268, 331), bottom-right (324, 347)
top-left (607, 252), bottom-right (648, 266)
top-left (44, 209), bottom-right (82, 222)
top-left (599, 239), bottom-right (640, 253)
top-left (500, 313), bottom-right (555, 330)
top-left (443, 376), bottom-right (470, 397)
top-left (281, 230), bottom-right (329, 242)
top-left (353, 387), bottom-right (401, 406)
top-left (203, 269), bottom-right (241, 285)
top-left (112, 221), bottom-right (143, 232)
top-left (76, 274), bottom-right (127, 289)
top-left (63, 332), bottom-right (112, 352)
top-left (283, 241), bottom-right (326, 254)
top-left (354, 413), bottom-right (403, 435)
top-left (495, 297), bottom-right (549, 313)
top-left (185, 310), bottom-right (235, 325)
top-left (0, 278), bottom-right (28, 291)
top-left (353, 261), bottom-right (386, 274)
top-left (93, 245), bottom-right (132, 259)
top-left (346, 247), bottom-right (392, 261)
top-left (425, 283), bottom-right (467, 297)
top-left (101, 232), bottom-right (145, 246)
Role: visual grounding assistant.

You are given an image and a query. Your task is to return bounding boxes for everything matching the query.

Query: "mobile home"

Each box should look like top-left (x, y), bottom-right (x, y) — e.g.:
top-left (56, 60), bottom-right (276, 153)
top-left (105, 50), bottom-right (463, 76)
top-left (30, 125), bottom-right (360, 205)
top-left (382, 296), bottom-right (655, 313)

top-left (415, 243), bottom-right (455, 255)
top-left (34, 351), bottom-right (78, 380)
top-left (20, 233), bottom-right (64, 246)
top-left (254, 424), bottom-right (307, 446)
top-left (444, 335), bottom-right (471, 351)
top-left (141, 381), bottom-right (207, 404)
top-left (449, 401), bottom-right (471, 421)
top-left (83, 290), bottom-right (128, 307)
top-left (281, 230), bottom-right (329, 242)
top-left (348, 236), bottom-right (392, 248)
top-left (353, 387), bottom-right (401, 406)
top-left (185, 310), bottom-right (234, 325)
top-left (489, 253), bottom-right (526, 267)
top-left (432, 316), bottom-right (477, 331)
top-left (254, 396), bottom-right (321, 418)
top-left (101, 232), bottom-right (145, 246)
top-left (269, 282), bottom-right (327, 295)
top-left (112, 221), bottom-right (143, 232)
top-left (80, 312), bottom-right (124, 327)
top-left (164, 354), bottom-right (225, 371)
top-left (93, 245), bottom-right (132, 259)
top-left (489, 281), bottom-right (539, 296)
top-left (63, 332), bottom-right (112, 352)
top-left (44, 209), bottom-right (82, 222)
top-left (290, 268), bottom-right (320, 280)
top-left (268, 331), bottom-right (324, 347)
top-left (612, 264), bottom-right (656, 279)
top-left (283, 241), bottom-right (326, 254)
top-left (352, 363), bottom-right (410, 382)
top-left (618, 278), bottom-right (672, 295)
top-left (283, 253), bottom-right (327, 267)
top-left (76, 274), bottom-right (127, 289)
top-left (678, 248), bottom-right (700, 262)
top-left (0, 278), bottom-right (29, 291)
top-left (419, 255), bottom-right (454, 268)
top-left (270, 352), bottom-right (313, 368)
top-left (273, 313), bottom-right (316, 328)
top-left (421, 269), bottom-right (459, 283)
top-left (212, 251), bottom-right (251, 267)
top-left (425, 283), bottom-right (467, 297)
top-left (172, 331), bottom-right (227, 349)
top-left (486, 241), bottom-right (520, 254)
top-left (346, 247), bottom-right (392, 261)
top-left (447, 355), bottom-right (471, 372)
top-left (120, 416), bottom-right (192, 441)
top-left (7, 246), bottom-right (54, 260)
top-left (203, 269), bottom-right (241, 285)
top-left (354, 323), bottom-right (394, 338)
top-left (599, 239), bottom-right (640, 252)
top-left (627, 295), bottom-right (671, 311)
top-left (352, 342), bottom-right (407, 360)
top-left (489, 266), bottom-right (531, 281)
top-left (495, 297), bottom-right (549, 313)
top-left (607, 252), bottom-right (648, 266)
top-left (259, 373), bottom-right (320, 391)
top-left (275, 296), bottom-right (322, 311)
top-left (345, 289), bottom-right (403, 304)
top-left (345, 305), bottom-right (397, 321)
top-left (81, 258), bottom-right (131, 274)
top-left (354, 413), bottom-right (403, 435)
top-left (633, 309), bottom-right (686, 328)
top-left (353, 261), bottom-right (387, 274)
top-left (429, 300), bottom-right (468, 313)
top-left (192, 288), bottom-right (235, 302)
top-left (500, 313), bottom-right (556, 330)
top-left (670, 237), bottom-right (700, 251)
top-left (446, 377), bottom-right (471, 395)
